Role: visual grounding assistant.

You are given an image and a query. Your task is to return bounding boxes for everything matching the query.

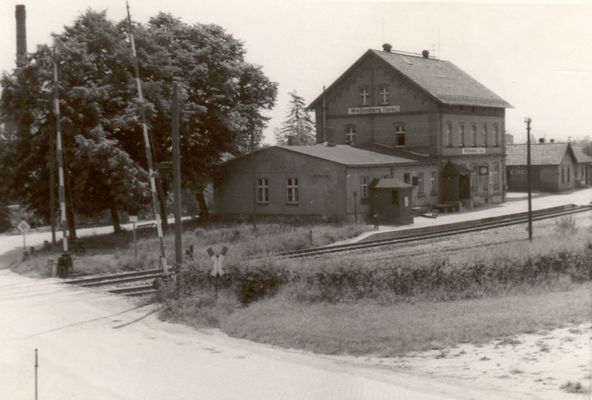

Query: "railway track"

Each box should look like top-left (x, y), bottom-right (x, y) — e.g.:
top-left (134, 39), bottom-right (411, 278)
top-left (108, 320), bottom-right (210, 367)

top-left (64, 203), bottom-right (591, 296)
top-left (271, 203), bottom-right (591, 260)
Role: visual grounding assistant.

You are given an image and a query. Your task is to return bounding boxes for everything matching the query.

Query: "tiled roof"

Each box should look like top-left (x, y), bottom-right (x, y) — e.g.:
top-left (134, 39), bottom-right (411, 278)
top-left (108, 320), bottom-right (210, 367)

top-left (371, 50), bottom-right (512, 108)
top-left (571, 145), bottom-right (592, 164)
top-left (506, 143), bottom-right (573, 166)
top-left (277, 144), bottom-right (424, 166)
top-left (309, 49), bottom-right (512, 109)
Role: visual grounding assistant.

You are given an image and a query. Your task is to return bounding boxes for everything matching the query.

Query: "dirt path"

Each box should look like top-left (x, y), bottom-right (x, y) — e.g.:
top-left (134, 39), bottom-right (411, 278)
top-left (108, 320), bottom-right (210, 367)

top-left (1, 267), bottom-right (519, 400)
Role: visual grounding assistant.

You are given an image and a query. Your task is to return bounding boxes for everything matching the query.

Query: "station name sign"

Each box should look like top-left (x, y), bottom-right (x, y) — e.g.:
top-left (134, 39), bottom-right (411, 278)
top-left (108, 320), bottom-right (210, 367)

top-left (462, 147), bottom-right (486, 155)
top-left (348, 105), bottom-right (401, 115)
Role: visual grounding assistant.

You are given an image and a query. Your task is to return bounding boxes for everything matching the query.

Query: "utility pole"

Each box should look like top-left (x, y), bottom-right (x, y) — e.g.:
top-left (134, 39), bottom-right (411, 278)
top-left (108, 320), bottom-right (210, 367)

top-left (34, 348), bottom-right (38, 400)
top-left (53, 46), bottom-right (68, 255)
top-left (172, 82), bottom-right (182, 267)
top-left (250, 124), bottom-right (257, 231)
top-left (48, 131), bottom-right (56, 247)
top-left (525, 117), bottom-right (533, 241)
top-left (322, 85), bottom-right (327, 143)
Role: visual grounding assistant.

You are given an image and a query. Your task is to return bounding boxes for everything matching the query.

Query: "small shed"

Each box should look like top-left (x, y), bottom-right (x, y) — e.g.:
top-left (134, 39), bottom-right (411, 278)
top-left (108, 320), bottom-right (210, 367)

top-left (369, 178), bottom-right (413, 225)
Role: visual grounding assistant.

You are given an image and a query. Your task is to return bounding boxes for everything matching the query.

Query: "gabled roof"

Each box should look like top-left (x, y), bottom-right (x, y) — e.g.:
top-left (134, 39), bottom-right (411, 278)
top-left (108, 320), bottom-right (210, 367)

top-left (370, 178), bottom-right (412, 189)
top-left (506, 143), bottom-right (577, 166)
top-left (309, 49), bottom-right (512, 109)
top-left (277, 144), bottom-right (426, 166)
top-left (571, 145), bottom-right (592, 164)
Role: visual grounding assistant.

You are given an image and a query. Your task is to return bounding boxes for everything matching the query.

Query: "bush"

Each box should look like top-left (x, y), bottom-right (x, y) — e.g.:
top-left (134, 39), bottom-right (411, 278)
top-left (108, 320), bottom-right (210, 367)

top-left (555, 215), bottom-right (577, 235)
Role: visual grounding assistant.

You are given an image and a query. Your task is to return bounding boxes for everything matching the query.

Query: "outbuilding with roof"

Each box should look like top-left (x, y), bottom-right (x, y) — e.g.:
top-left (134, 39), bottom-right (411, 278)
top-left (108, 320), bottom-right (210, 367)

top-left (505, 142), bottom-right (587, 192)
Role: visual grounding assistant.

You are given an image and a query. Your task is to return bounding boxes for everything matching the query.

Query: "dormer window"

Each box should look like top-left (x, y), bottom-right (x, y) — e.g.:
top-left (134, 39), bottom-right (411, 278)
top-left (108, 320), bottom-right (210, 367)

top-left (345, 126), bottom-right (356, 145)
top-left (379, 86), bottom-right (389, 105)
top-left (360, 88), bottom-right (369, 106)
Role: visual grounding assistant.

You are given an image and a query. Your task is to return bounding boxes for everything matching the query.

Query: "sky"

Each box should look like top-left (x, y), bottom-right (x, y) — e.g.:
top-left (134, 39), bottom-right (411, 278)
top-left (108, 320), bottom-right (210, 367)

top-left (1, 0), bottom-right (591, 145)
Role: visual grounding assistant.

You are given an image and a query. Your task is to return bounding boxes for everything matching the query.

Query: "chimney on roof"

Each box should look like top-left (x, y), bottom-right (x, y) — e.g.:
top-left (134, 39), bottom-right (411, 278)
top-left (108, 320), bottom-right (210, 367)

top-left (326, 127), bottom-right (336, 147)
top-left (382, 43), bottom-right (392, 53)
top-left (538, 138), bottom-right (545, 143)
top-left (422, 50), bottom-right (429, 59)
top-left (15, 5), bottom-right (27, 67)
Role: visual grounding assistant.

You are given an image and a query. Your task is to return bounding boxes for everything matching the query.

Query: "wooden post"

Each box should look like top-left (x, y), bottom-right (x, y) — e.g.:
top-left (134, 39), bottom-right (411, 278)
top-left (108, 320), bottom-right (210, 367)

top-left (34, 348), bottom-right (38, 400)
top-left (172, 82), bottom-right (183, 267)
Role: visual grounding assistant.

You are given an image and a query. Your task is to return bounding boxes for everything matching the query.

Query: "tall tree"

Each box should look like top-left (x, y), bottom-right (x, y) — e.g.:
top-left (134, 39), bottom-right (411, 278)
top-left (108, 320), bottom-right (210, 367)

top-left (275, 90), bottom-right (315, 145)
top-left (0, 10), bottom-right (277, 228)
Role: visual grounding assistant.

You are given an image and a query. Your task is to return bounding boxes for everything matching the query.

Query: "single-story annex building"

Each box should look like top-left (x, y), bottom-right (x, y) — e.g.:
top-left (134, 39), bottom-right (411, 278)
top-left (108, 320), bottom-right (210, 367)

top-left (212, 144), bottom-right (438, 223)
top-left (506, 142), bottom-right (592, 192)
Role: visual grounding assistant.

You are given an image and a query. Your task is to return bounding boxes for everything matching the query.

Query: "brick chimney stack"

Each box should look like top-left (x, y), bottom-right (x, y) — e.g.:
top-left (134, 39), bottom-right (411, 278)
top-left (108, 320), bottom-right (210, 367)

top-left (15, 5), bottom-right (27, 67)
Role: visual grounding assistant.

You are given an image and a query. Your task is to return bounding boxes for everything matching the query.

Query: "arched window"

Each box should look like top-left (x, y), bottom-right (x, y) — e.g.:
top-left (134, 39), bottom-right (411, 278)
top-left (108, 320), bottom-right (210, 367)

top-left (492, 162), bottom-right (500, 192)
top-left (493, 124), bottom-right (499, 147)
top-left (483, 124), bottom-right (488, 147)
top-left (471, 124), bottom-right (477, 147)
top-left (394, 123), bottom-right (406, 147)
top-left (459, 124), bottom-right (465, 147)
top-left (445, 122), bottom-right (452, 147)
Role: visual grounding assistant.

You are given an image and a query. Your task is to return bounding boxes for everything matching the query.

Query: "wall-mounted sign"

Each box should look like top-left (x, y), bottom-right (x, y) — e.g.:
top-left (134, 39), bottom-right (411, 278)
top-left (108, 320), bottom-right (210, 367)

top-left (462, 148), bottom-right (486, 155)
top-left (348, 105), bottom-right (401, 115)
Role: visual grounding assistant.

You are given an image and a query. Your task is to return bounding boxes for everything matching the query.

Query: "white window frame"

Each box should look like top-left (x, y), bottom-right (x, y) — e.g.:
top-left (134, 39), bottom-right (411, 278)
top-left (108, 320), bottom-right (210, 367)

top-left (360, 88), bottom-right (369, 105)
top-left (256, 178), bottom-right (269, 203)
top-left (345, 126), bottom-right (356, 145)
top-left (286, 178), bottom-right (299, 204)
top-left (379, 86), bottom-right (389, 105)
top-left (430, 171), bottom-right (437, 195)
top-left (417, 172), bottom-right (424, 195)
top-left (360, 176), bottom-right (369, 199)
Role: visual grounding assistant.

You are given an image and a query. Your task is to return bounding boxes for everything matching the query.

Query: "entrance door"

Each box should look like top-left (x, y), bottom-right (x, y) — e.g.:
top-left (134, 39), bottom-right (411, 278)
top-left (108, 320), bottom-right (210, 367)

top-left (459, 175), bottom-right (470, 200)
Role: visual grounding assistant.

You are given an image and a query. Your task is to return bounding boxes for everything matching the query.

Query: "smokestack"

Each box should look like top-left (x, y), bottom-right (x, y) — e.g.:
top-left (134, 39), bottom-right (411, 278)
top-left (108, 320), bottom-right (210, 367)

top-left (15, 5), bottom-right (27, 67)
top-left (326, 127), bottom-right (336, 147)
top-left (382, 43), bottom-right (392, 53)
top-left (422, 50), bottom-right (430, 59)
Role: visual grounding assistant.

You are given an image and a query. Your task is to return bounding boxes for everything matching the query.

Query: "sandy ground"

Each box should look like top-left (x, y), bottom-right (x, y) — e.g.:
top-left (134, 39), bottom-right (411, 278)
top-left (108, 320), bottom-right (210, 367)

top-left (337, 323), bottom-right (592, 400)
top-left (2, 188), bottom-right (591, 399)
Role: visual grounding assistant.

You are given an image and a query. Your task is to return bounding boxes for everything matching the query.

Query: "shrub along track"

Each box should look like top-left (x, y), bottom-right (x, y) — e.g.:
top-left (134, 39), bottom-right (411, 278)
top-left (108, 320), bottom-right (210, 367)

top-left (64, 204), bottom-right (591, 296)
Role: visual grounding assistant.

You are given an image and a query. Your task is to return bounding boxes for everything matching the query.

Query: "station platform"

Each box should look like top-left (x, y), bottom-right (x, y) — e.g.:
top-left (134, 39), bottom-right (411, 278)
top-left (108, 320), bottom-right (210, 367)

top-left (345, 188), bottom-right (592, 244)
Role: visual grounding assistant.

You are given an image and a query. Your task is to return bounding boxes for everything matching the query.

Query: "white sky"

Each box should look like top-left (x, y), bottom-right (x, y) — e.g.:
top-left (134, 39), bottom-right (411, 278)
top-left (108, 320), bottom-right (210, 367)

top-left (1, 0), bottom-right (591, 144)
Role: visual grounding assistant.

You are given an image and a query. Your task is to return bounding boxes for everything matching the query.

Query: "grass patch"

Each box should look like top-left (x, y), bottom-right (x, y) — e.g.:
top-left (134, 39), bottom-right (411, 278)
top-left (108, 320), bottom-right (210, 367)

top-left (220, 282), bottom-right (592, 356)
top-left (9, 222), bottom-right (370, 277)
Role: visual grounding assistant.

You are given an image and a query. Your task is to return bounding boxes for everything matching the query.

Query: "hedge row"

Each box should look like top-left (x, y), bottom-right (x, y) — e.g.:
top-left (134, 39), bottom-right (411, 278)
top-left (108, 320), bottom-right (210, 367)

top-left (174, 246), bottom-right (592, 305)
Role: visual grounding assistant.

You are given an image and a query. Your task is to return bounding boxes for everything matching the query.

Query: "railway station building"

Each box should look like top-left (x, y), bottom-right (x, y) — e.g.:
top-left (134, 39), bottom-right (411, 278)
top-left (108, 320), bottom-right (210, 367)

top-left (213, 44), bottom-right (512, 222)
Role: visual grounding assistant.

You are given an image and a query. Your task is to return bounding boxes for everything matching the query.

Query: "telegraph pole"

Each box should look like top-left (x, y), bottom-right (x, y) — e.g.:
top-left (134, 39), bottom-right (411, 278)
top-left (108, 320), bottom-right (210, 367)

top-left (53, 47), bottom-right (68, 255)
top-left (34, 348), bottom-right (38, 400)
top-left (172, 82), bottom-right (182, 267)
top-left (525, 117), bottom-right (533, 241)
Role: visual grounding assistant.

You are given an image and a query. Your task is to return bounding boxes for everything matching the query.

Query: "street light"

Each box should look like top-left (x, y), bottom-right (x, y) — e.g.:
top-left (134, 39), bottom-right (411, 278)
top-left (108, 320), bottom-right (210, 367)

top-left (524, 117), bottom-right (533, 241)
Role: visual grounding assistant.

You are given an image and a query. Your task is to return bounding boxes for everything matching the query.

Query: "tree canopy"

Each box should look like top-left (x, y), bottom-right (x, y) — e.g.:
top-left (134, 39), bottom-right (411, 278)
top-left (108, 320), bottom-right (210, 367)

top-left (0, 10), bottom-right (277, 229)
top-left (274, 90), bottom-right (315, 145)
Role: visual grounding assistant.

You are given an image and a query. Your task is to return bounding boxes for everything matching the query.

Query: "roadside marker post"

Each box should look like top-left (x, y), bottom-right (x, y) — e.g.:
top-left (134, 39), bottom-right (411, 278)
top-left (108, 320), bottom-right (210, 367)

top-left (129, 215), bottom-right (138, 259)
top-left (17, 220), bottom-right (30, 257)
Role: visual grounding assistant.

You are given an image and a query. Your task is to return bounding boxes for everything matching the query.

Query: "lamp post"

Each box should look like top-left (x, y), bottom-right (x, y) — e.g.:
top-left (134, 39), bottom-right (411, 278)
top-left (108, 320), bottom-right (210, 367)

top-left (525, 117), bottom-right (533, 241)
